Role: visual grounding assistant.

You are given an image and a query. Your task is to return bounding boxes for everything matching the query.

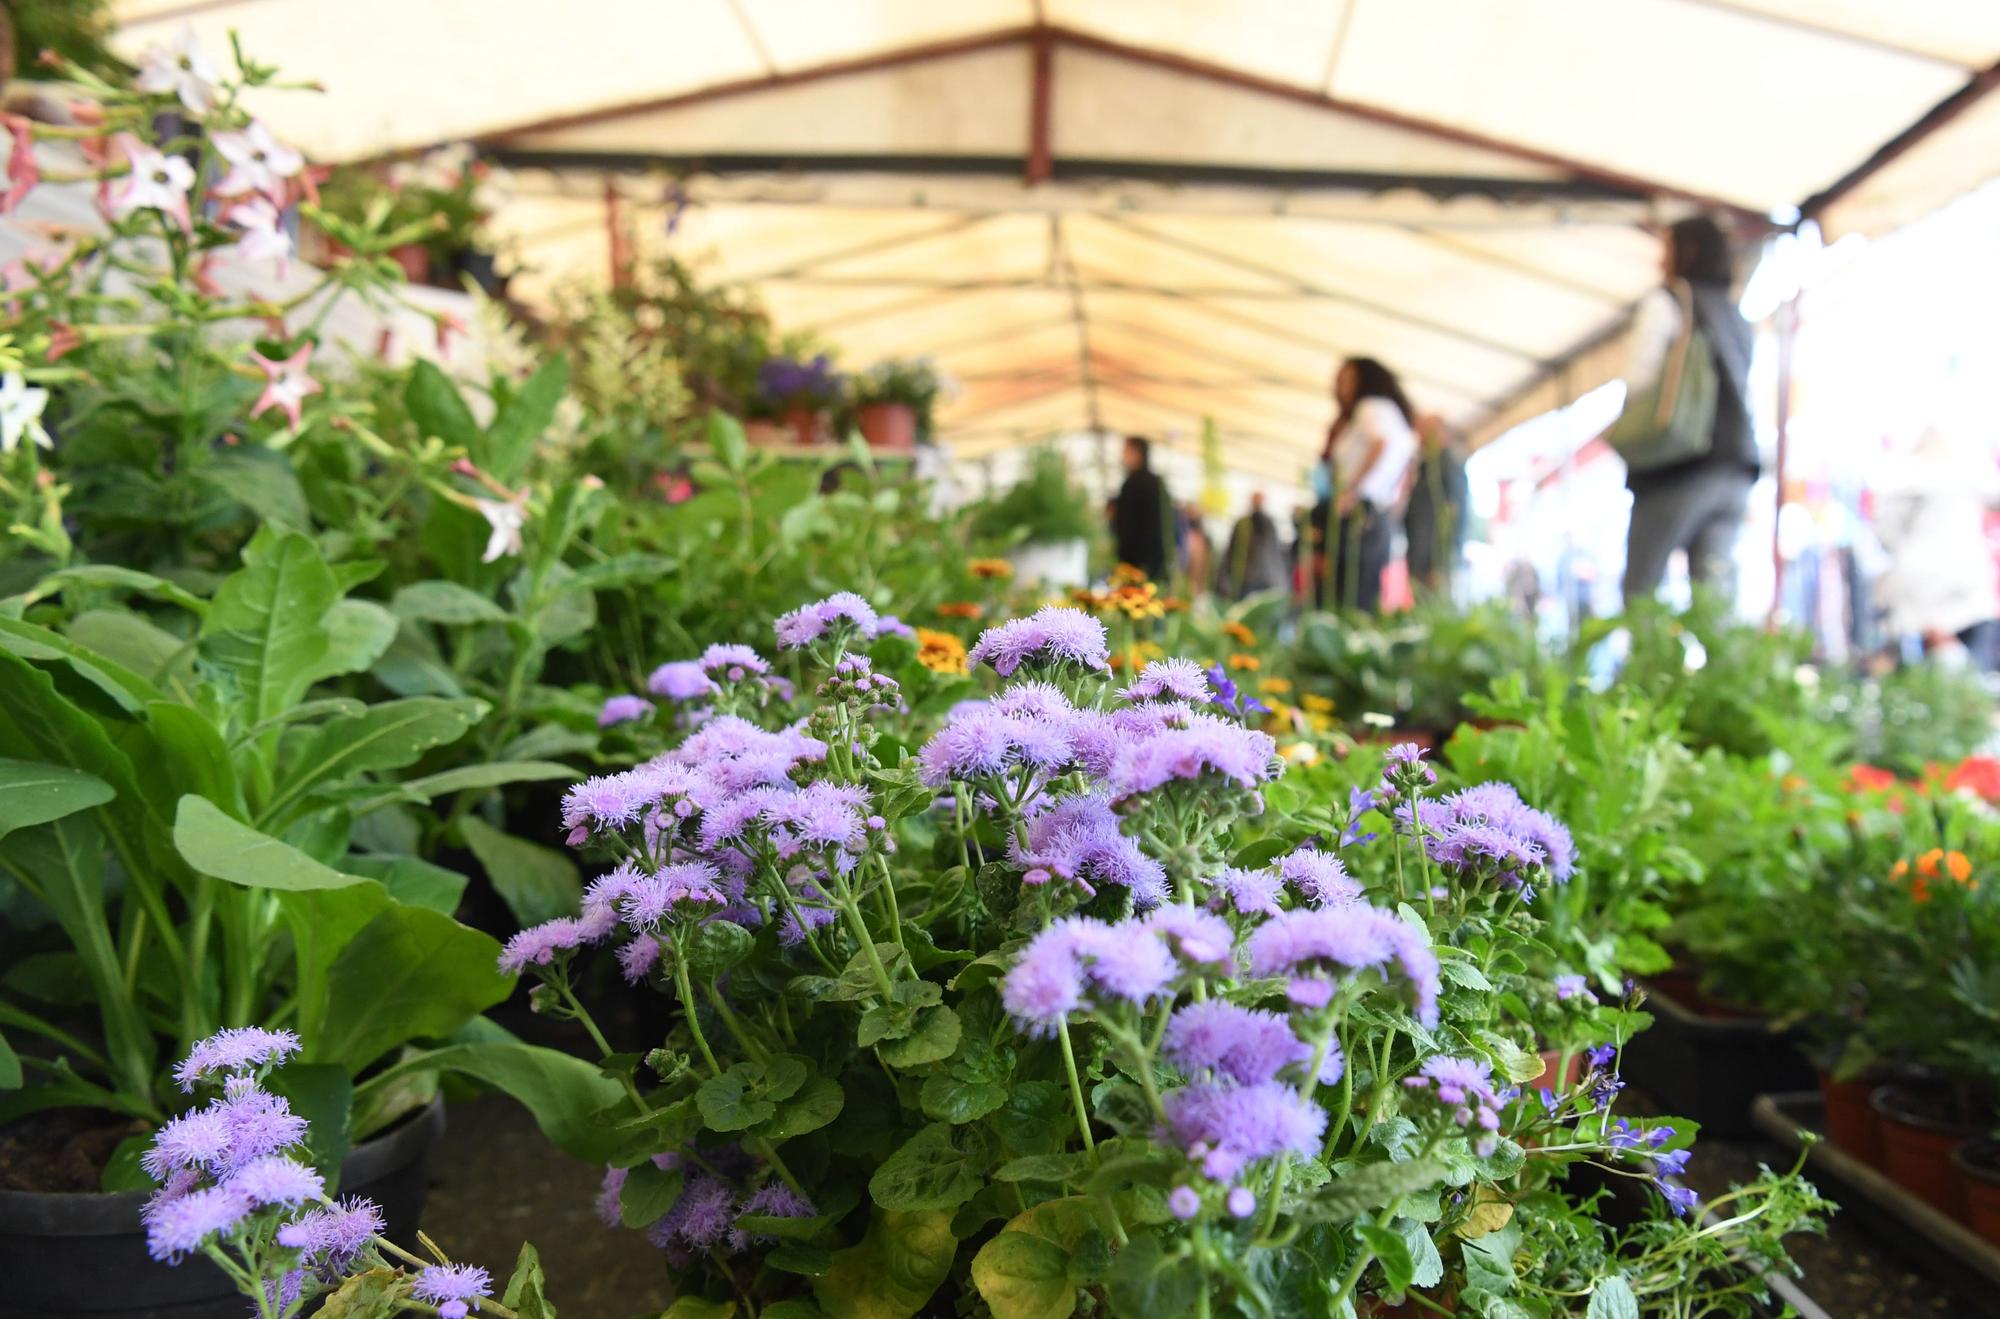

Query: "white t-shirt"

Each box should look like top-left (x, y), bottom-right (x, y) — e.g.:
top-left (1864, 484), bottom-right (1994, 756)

top-left (1331, 397), bottom-right (1417, 511)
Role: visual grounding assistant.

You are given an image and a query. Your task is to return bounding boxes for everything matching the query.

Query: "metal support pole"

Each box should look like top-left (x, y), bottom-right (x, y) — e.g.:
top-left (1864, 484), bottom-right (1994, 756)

top-left (1769, 293), bottom-right (1800, 626)
top-left (1026, 31), bottom-right (1054, 186)
top-left (604, 179), bottom-right (629, 288)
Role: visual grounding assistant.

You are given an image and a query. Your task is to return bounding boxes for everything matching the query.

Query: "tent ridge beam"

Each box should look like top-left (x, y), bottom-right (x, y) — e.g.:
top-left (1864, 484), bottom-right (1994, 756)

top-left (1798, 59), bottom-right (2000, 221)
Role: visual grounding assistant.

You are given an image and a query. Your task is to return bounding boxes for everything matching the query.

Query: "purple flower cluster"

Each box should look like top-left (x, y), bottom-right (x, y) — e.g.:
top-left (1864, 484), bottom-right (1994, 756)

top-left (818, 654), bottom-right (900, 709)
top-left (649, 660), bottom-right (719, 703)
top-left (1161, 1000), bottom-right (1341, 1087)
top-left (1107, 710), bottom-right (1278, 800)
top-left (700, 644), bottom-right (770, 683)
top-left (1208, 865), bottom-right (1284, 917)
top-left (1245, 904), bottom-right (1441, 1025)
top-left (1403, 781), bottom-right (1576, 892)
top-left (1121, 658), bottom-right (1212, 704)
top-left (917, 687), bottom-right (1084, 793)
top-left (172, 1026), bottom-right (300, 1092)
top-left (412, 1263), bottom-right (492, 1318)
top-left (599, 694), bottom-right (656, 727)
top-left (774, 591), bottom-right (879, 650)
top-left (967, 607), bottom-right (1109, 677)
top-left (1163, 1081), bottom-right (1327, 1182)
top-left (613, 1158), bottom-right (818, 1265)
top-left (1402, 1055), bottom-right (1503, 1154)
top-left (1554, 973), bottom-right (1597, 1004)
top-left (1276, 846), bottom-right (1362, 906)
top-left (277, 1197), bottom-right (384, 1277)
top-left (1009, 794), bottom-right (1167, 907)
top-left (1000, 909), bottom-right (1229, 1035)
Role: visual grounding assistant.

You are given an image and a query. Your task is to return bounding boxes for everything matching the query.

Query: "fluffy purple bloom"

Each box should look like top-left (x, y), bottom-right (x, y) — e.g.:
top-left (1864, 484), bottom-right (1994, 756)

top-left (1209, 866), bottom-right (1283, 917)
top-left (497, 911), bottom-right (614, 974)
top-left (257, 1269), bottom-right (306, 1313)
top-left (1245, 905), bottom-right (1441, 1027)
top-left (1168, 1185), bottom-right (1201, 1220)
top-left (1109, 714), bottom-right (1277, 799)
top-left (618, 937), bottom-right (663, 983)
top-left (144, 1185), bottom-right (253, 1261)
top-left (597, 694), bottom-right (655, 727)
top-left (616, 862), bottom-right (729, 931)
top-left (649, 1173), bottom-right (739, 1252)
top-left (1122, 658), bottom-right (1213, 704)
top-left (648, 661), bottom-right (719, 702)
top-left (277, 1196), bottom-right (384, 1271)
top-left (700, 643), bottom-right (770, 681)
top-left (1382, 742), bottom-right (1437, 787)
top-left (173, 1027), bottom-right (300, 1092)
top-left (1142, 905), bottom-right (1235, 965)
top-left (730, 1182), bottom-right (818, 1250)
top-left (1000, 916), bottom-right (1178, 1034)
top-left (596, 1166), bottom-right (628, 1226)
top-left (967, 607), bottom-right (1109, 677)
top-left (768, 781), bottom-right (871, 853)
top-left (412, 1263), bottom-right (492, 1309)
top-left (1163, 1081), bottom-right (1327, 1182)
top-left (1162, 1001), bottom-right (1338, 1086)
top-left (223, 1155), bottom-right (324, 1207)
top-left (1227, 1186), bottom-right (1257, 1218)
top-left (143, 1109), bottom-right (233, 1179)
top-left (775, 592), bottom-right (879, 649)
top-left (875, 614), bottom-right (916, 639)
top-left (213, 1084), bottom-right (310, 1174)
top-left (1407, 782), bottom-right (1576, 887)
top-left (989, 681), bottom-right (1075, 721)
top-left (1278, 847), bottom-right (1362, 906)
top-left (1554, 973), bottom-right (1596, 1003)
top-left (1009, 794), bottom-right (1167, 907)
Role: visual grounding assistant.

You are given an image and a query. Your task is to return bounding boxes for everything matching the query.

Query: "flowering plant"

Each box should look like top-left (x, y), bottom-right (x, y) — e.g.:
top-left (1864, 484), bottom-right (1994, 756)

top-left (507, 593), bottom-right (1825, 1316)
top-left (756, 353), bottom-right (845, 414)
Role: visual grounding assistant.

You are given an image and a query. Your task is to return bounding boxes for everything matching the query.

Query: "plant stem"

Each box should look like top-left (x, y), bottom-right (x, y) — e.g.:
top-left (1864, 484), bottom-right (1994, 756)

top-left (671, 948), bottom-right (723, 1076)
top-left (1057, 1018), bottom-right (1097, 1163)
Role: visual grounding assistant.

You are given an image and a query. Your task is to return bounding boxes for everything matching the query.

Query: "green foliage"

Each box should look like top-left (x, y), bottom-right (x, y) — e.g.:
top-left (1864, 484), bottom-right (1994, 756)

top-left (966, 447), bottom-right (1098, 549)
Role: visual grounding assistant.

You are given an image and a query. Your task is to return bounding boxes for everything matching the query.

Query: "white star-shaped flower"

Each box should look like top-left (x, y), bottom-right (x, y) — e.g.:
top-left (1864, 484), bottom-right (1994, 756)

top-left (134, 26), bottom-right (221, 115)
top-left (212, 121), bottom-right (303, 199)
top-left (475, 497), bottom-right (527, 563)
top-left (0, 372), bottom-right (52, 454)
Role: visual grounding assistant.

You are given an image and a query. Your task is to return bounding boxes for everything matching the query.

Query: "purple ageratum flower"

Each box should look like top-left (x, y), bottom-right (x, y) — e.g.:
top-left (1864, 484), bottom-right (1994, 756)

top-left (1227, 1186), bottom-right (1258, 1219)
top-left (1278, 846), bottom-right (1363, 906)
top-left (1245, 905), bottom-right (1441, 1028)
top-left (875, 614), bottom-right (916, 639)
top-left (699, 643), bottom-right (770, 682)
top-left (1162, 1080), bottom-right (1327, 1182)
top-left (648, 661), bottom-right (719, 702)
top-left (767, 781), bottom-right (872, 854)
top-left (1382, 742), bottom-right (1437, 787)
top-left (1209, 866), bottom-right (1283, 918)
top-left (730, 1181), bottom-right (817, 1250)
top-left (497, 911), bottom-right (615, 974)
top-left (1162, 1001), bottom-right (1338, 1087)
top-left (1009, 793), bottom-right (1167, 907)
top-left (172, 1027), bottom-right (300, 1092)
top-left (1554, 973), bottom-right (1596, 1003)
top-left (618, 936), bottom-right (663, 983)
top-left (213, 1083), bottom-right (310, 1175)
top-left (989, 681), bottom-right (1076, 722)
top-left (1109, 713), bottom-right (1278, 800)
top-left (967, 607), bottom-right (1109, 677)
top-left (595, 1165), bottom-right (628, 1226)
top-left (412, 1263), bottom-right (492, 1313)
top-left (1411, 782), bottom-right (1576, 886)
top-left (1121, 658), bottom-right (1213, 704)
top-left (598, 694), bottom-right (655, 727)
top-left (222, 1155), bottom-right (324, 1207)
top-left (774, 592), bottom-right (879, 650)
top-left (1142, 905), bottom-right (1236, 966)
top-left (258, 1269), bottom-right (307, 1314)
top-left (143, 1108), bottom-right (233, 1179)
top-left (144, 1185), bottom-right (253, 1261)
top-left (1168, 1185), bottom-right (1201, 1220)
top-left (277, 1196), bottom-right (384, 1271)
top-left (1403, 1055), bottom-right (1504, 1136)
top-left (616, 862), bottom-right (730, 931)
top-left (648, 1173), bottom-right (739, 1253)
top-left (1000, 916), bottom-right (1178, 1035)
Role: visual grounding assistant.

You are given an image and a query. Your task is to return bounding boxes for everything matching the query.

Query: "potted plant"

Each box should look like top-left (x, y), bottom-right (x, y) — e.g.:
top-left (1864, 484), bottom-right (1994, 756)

top-left (968, 446), bottom-right (1097, 587)
top-left (850, 357), bottom-right (944, 450)
top-left (756, 353), bottom-right (844, 447)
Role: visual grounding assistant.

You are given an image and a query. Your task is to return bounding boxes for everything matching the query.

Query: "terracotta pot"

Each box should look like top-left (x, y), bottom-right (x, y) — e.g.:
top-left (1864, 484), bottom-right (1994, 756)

top-left (1530, 1048), bottom-right (1582, 1093)
top-left (391, 242), bottom-right (431, 283)
top-left (1818, 1072), bottom-right (1882, 1167)
top-left (782, 407), bottom-right (830, 446)
top-left (1953, 1139), bottom-right (2000, 1246)
top-left (1872, 1084), bottom-right (1977, 1217)
top-left (856, 402), bottom-right (917, 450)
top-left (744, 418), bottom-right (790, 447)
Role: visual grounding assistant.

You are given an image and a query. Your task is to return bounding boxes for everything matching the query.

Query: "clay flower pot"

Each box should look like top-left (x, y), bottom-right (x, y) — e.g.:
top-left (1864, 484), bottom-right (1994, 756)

top-left (1953, 1138), bottom-right (2000, 1246)
top-left (1871, 1084), bottom-right (1977, 1217)
top-left (1531, 1048), bottom-right (1582, 1094)
top-left (782, 407), bottom-right (831, 446)
top-left (856, 402), bottom-right (917, 450)
top-left (1818, 1072), bottom-right (1882, 1167)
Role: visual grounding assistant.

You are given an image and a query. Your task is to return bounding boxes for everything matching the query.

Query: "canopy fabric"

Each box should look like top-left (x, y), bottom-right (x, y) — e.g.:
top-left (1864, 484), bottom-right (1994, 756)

top-left (112, 1), bottom-right (2000, 487)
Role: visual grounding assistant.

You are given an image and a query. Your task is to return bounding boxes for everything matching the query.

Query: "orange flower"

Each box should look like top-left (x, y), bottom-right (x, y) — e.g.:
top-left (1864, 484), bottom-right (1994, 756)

top-left (915, 627), bottom-right (968, 675)
top-left (936, 601), bottom-right (984, 620)
top-left (968, 558), bottom-right (1014, 581)
top-left (1945, 851), bottom-right (1973, 884)
top-left (1917, 848), bottom-right (1944, 880)
top-left (1846, 764), bottom-right (1899, 794)
top-left (1259, 677), bottom-right (1294, 695)
top-left (1781, 774), bottom-right (1807, 794)
top-left (1889, 859), bottom-right (1910, 880)
top-left (1227, 653), bottom-right (1261, 671)
top-left (1110, 563), bottom-right (1150, 587)
top-left (1223, 620), bottom-right (1256, 646)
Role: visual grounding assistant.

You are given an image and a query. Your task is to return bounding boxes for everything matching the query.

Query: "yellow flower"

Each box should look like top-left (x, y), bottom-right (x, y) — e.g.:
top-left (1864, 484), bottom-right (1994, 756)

top-left (1300, 693), bottom-right (1336, 715)
top-left (915, 628), bottom-right (968, 675)
top-left (1223, 621), bottom-right (1256, 646)
top-left (1259, 677), bottom-right (1293, 696)
top-left (968, 558), bottom-right (1014, 580)
top-left (1281, 742), bottom-right (1321, 766)
top-left (1110, 563), bottom-right (1151, 587)
top-left (1227, 653), bottom-right (1261, 672)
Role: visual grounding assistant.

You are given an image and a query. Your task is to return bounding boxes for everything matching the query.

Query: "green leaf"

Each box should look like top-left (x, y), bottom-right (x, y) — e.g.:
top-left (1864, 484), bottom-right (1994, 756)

top-left (1460, 1221), bottom-right (1521, 1299)
top-left (0, 615), bottom-right (164, 714)
top-left (766, 1247), bottom-right (834, 1279)
top-left (758, 1075), bottom-right (844, 1141)
top-left (501, 1243), bottom-right (557, 1319)
top-left (344, 854), bottom-right (468, 914)
top-left (684, 919), bottom-right (755, 978)
top-left (993, 1153), bottom-right (1090, 1185)
top-left (268, 1063), bottom-right (354, 1184)
top-left (813, 1210), bottom-right (957, 1319)
top-left (25, 565), bottom-right (208, 616)
top-left (0, 760), bottom-right (112, 840)
top-left (878, 1005), bottom-right (961, 1069)
top-left (620, 1161), bottom-right (685, 1228)
top-left (405, 361), bottom-right (482, 449)
top-left (485, 354), bottom-right (569, 481)
top-left (1305, 1157), bottom-right (1448, 1223)
top-left (0, 1030), bottom-right (18, 1089)
top-left (273, 698), bottom-right (487, 815)
top-left (315, 904), bottom-right (511, 1071)
top-left (708, 410), bottom-right (749, 474)
top-left (1586, 1275), bottom-right (1640, 1319)
top-left (1396, 1216), bottom-right (1443, 1288)
top-left (391, 581), bottom-right (509, 625)
top-left (202, 448), bottom-right (311, 531)
top-left (199, 531), bottom-right (336, 726)
top-left (1104, 1234), bottom-right (1200, 1316)
top-left (1231, 837), bottom-right (1290, 870)
top-left (869, 1123), bottom-right (989, 1212)
top-left (664, 1300), bottom-right (736, 1319)
top-left (355, 1038), bottom-right (625, 1161)
top-left (392, 760), bottom-right (575, 803)
top-left (318, 1268), bottom-right (407, 1318)
top-left (698, 1065), bottom-right (777, 1132)
top-left (920, 1070), bottom-right (1008, 1125)
top-left (458, 817), bottom-right (581, 928)
top-left (971, 1232), bottom-right (1074, 1319)
top-left (65, 611), bottom-right (195, 688)
top-left (1358, 1224), bottom-right (1415, 1295)
top-left (311, 599), bottom-right (398, 684)
top-left (98, 1134), bottom-right (152, 1191)
top-left (174, 795), bottom-right (369, 891)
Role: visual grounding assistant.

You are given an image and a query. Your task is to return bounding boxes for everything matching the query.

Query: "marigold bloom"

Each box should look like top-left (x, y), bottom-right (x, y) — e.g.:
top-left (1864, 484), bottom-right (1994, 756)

top-left (1259, 677), bottom-right (1293, 695)
top-left (936, 600), bottom-right (984, 620)
top-left (1227, 653), bottom-right (1261, 671)
top-left (968, 557), bottom-right (1014, 580)
top-left (1223, 620), bottom-right (1257, 646)
top-left (915, 627), bottom-right (968, 674)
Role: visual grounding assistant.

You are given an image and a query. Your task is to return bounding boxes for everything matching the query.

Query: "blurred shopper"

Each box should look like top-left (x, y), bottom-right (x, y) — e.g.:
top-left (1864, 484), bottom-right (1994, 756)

top-left (1179, 502), bottom-right (1214, 600)
top-left (1874, 427), bottom-right (2000, 669)
top-left (1620, 216), bottom-right (1756, 604)
top-left (1326, 357), bottom-right (1418, 612)
top-left (1403, 414), bottom-right (1468, 594)
top-left (1220, 491), bottom-right (1290, 599)
top-left (1109, 434), bottom-right (1170, 581)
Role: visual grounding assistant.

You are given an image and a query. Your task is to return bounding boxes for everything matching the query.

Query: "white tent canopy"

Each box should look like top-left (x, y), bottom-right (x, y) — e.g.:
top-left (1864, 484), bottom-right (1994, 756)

top-left (113, 1), bottom-right (2000, 487)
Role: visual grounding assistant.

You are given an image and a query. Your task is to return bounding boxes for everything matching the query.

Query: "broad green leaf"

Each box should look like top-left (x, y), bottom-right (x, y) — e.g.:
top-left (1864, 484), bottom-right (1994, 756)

top-left (1358, 1224), bottom-right (1415, 1295)
top-left (269, 1063), bottom-right (353, 1184)
top-left (199, 531), bottom-right (336, 726)
top-left (310, 599), bottom-right (398, 684)
top-left (757, 1075), bottom-right (844, 1142)
top-left (316, 903), bottom-right (511, 1072)
top-left (1306, 1157), bottom-right (1448, 1222)
top-left (391, 760), bottom-right (575, 804)
top-left (0, 760), bottom-right (112, 840)
top-left (354, 1038), bottom-right (625, 1161)
top-left (878, 1005), bottom-right (961, 1069)
top-left (458, 816), bottom-right (581, 927)
top-left (869, 1123), bottom-right (989, 1212)
top-left (202, 448), bottom-right (311, 531)
top-left (0, 615), bottom-right (164, 714)
top-left (24, 565), bottom-right (208, 616)
top-left (344, 854), bottom-right (468, 914)
top-left (1231, 837), bottom-right (1290, 870)
top-left (372, 625), bottom-right (467, 698)
top-left (1460, 1220), bottom-right (1521, 1298)
top-left (391, 581), bottom-right (509, 625)
top-left (485, 354), bottom-right (568, 481)
top-left (174, 795), bottom-right (368, 891)
top-left (270, 698), bottom-right (486, 819)
top-left (708, 410), bottom-right (748, 474)
top-left (501, 1243), bottom-right (557, 1319)
top-left (139, 702), bottom-right (243, 819)
top-left (620, 1161), bottom-right (685, 1228)
top-left (1104, 1233), bottom-right (1200, 1316)
top-left (318, 1267), bottom-right (407, 1319)
top-left (920, 1070), bottom-right (1008, 1125)
top-left (1586, 1276), bottom-right (1640, 1319)
top-left (663, 1300), bottom-right (735, 1319)
top-left (813, 1210), bottom-right (956, 1319)
top-left (0, 1029), bottom-right (19, 1089)
top-left (698, 1065), bottom-right (777, 1132)
top-left (971, 1232), bottom-right (1073, 1319)
top-left (405, 361), bottom-right (482, 450)
top-left (66, 611), bottom-right (195, 688)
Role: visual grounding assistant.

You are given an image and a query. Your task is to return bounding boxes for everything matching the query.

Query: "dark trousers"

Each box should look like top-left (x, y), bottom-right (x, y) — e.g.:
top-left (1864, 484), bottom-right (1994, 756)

top-left (1330, 506), bottom-right (1391, 613)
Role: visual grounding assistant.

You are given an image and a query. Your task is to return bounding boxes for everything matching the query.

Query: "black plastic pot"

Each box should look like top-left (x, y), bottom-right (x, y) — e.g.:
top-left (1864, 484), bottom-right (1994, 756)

top-left (1620, 975), bottom-right (1813, 1137)
top-left (0, 1100), bottom-right (444, 1318)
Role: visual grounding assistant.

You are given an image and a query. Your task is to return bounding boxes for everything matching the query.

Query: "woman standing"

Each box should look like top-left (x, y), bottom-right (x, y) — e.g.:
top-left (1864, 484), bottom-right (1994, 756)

top-left (1620, 216), bottom-right (1757, 603)
top-left (1324, 357), bottom-right (1418, 613)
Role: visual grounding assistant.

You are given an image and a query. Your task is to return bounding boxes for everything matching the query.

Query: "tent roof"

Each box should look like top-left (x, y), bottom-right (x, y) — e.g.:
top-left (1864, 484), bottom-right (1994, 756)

top-left (113, 1), bottom-right (2000, 486)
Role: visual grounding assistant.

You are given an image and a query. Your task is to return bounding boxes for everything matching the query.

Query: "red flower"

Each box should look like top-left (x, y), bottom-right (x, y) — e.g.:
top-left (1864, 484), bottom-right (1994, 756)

top-left (1844, 764), bottom-right (1898, 793)
top-left (1945, 756), bottom-right (2000, 803)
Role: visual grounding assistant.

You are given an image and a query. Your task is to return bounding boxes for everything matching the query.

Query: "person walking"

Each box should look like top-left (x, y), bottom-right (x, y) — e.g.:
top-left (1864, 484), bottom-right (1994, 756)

top-left (1325, 357), bottom-right (1418, 613)
top-left (1220, 491), bottom-right (1291, 599)
top-left (1874, 425), bottom-right (2000, 668)
top-left (1109, 434), bottom-right (1171, 581)
top-left (1620, 216), bottom-right (1757, 604)
top-left (1403, 414), bottom-right (1468, 594)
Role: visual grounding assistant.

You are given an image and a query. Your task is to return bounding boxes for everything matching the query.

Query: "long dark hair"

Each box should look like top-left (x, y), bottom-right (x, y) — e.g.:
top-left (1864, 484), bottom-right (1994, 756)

top-left (1667, 216), bottom-right (1734, 286)
top-left (1329, 356), bottom-right (1415, 455)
